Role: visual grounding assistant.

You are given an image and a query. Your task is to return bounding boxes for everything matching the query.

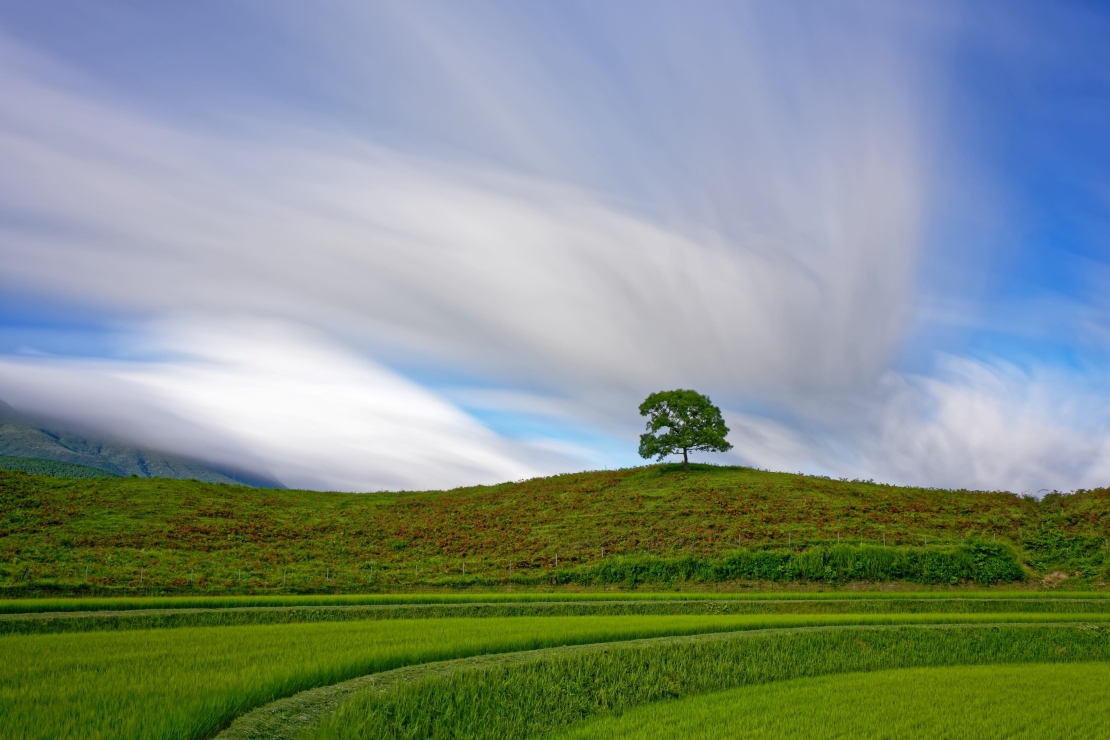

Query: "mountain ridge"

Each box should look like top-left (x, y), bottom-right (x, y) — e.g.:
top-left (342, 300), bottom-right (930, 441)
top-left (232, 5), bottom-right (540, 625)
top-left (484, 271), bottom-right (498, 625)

top-left (0, 400), bottom-right (281, 487)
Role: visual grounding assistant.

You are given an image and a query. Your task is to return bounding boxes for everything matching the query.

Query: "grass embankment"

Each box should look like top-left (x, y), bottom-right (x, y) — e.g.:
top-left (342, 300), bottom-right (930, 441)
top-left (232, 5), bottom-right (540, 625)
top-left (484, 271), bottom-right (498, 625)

top-left (8, 593), bottom-right (1110, 636)
top-left (553, 663), bottom-right (1110, 740)
top-left (308, 624), bottom-right (1110, 740)
top-left (4, 464), bottom-right (1110, 593)
top-left (14, 588), bottom-right (1110, 615)
top-left (6, 614), bottom-right (1108, 740)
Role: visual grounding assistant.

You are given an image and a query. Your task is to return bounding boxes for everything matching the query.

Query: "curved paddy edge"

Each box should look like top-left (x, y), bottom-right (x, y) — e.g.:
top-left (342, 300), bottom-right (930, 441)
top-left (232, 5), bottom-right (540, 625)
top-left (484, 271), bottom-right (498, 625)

top-left (216, 621), bottom-right (1110, 740)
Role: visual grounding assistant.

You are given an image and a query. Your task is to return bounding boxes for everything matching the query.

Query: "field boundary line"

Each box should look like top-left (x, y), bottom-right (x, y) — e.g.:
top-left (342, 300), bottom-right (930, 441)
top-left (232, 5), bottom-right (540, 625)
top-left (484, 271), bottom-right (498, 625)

top-left (7, 595), bottom-right (1110, 621)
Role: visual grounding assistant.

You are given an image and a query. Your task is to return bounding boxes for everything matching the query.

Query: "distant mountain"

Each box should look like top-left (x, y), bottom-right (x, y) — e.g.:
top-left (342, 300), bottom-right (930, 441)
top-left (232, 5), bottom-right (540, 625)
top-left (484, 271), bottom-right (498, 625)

top-left (0, 454), bottom-right (123, 478)
top-left (0, 400), bottom-right (281, 487)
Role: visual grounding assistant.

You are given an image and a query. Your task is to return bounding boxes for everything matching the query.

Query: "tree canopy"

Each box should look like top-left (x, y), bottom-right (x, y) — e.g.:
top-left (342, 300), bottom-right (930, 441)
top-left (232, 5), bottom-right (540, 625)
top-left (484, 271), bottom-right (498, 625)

top-left (638, 389), bottom-right (732, 467)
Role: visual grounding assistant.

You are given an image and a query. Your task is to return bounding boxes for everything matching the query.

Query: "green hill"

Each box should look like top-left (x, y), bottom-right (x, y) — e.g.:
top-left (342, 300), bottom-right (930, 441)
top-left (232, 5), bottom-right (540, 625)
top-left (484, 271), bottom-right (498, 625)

top-left (0, 400), bottom-right (278, 486)
top-left (0, 455), bottom-right (120, 479)
top-left (3, 464), bottom-right (1108, 595)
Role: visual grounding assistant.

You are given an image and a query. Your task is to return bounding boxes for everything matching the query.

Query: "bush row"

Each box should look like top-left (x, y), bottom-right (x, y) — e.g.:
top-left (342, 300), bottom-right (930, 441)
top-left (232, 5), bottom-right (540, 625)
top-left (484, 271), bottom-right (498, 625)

top-left (561, 542), bottom-right (1025, 586)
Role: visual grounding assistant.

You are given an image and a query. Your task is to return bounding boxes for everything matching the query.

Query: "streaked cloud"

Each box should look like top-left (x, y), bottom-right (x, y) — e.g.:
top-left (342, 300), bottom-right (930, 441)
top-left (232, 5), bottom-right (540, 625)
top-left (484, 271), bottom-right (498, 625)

top-left (0, 319), bottom-right (557, 491)
top-left (0, 2), bottom-right (1108, 492)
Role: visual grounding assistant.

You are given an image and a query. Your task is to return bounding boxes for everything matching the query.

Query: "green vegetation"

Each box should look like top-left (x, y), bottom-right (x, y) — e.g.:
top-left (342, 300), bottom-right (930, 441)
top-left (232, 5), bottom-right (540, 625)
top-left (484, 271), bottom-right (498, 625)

top-left (0, 455), bottom-right (119, 478)
top-left (10, 589), bottom-right (1110, 616)
top-left (5, 613), bottom-right (1061, 740)
top-left (5, 464), bottom-right (1110, 594)
top-left (12, 592), bottom-right (1110, 636)
top-left (564, 542), bottom-right (1023, 587)
top-left (6, 427), bottom-right (1109, 740)
top-left (553, 662), bottom-right (1110, 739)
top-left (308, 624), bottom-right (1110, 740)
top-left (1, 614), bottom-right (775, 740)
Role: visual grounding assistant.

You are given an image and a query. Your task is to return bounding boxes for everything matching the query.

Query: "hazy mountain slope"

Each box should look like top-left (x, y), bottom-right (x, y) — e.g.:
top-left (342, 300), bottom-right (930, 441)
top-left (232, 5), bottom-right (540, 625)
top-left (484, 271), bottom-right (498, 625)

top-left (0, 400), bottom-right (278, 486)
top-left (0, 455), bottom-right (122, 478)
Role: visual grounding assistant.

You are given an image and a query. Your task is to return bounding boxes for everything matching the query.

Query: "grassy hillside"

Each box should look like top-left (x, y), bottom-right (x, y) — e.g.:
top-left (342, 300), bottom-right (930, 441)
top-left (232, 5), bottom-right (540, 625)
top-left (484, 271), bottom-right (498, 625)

top-left (0, 454), bottom-right (121, 479)
top-left (3, 464), bottom-right (1109, 594)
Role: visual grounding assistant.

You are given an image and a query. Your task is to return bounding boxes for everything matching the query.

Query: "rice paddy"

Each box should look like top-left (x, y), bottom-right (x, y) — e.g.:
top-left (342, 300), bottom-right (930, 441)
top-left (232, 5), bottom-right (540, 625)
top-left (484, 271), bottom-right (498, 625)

top-left (307, 623), bottom-right (1110, 740)
top-left (552, 663), bottom-right (1110, 739)
top-left (6, 612), bottom-right (1109, 740)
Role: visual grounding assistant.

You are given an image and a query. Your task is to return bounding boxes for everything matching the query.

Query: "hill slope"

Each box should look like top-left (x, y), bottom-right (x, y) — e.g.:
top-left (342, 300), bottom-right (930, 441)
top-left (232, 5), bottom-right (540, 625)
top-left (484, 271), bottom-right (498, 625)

top-left (0, 400), bottom-right (276, 486)
top-left (2, 465), bottom-right (1108, 594)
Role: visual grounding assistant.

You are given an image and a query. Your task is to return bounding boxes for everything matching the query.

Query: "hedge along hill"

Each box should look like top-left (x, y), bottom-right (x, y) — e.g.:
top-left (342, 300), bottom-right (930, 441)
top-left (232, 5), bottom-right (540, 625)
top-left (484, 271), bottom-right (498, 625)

top-left (3, 464), bottom-right (1110, 594)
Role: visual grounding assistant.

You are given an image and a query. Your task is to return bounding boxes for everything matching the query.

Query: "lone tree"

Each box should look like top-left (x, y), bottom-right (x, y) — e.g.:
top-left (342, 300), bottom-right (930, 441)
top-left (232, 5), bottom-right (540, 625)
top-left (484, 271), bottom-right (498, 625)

top-left (638, 389), bottom-right (732, 468)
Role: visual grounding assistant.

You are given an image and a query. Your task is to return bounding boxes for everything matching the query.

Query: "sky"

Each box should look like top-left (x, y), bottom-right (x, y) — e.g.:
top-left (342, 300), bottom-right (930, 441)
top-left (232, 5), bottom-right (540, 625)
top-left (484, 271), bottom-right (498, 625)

top-left (1, 1), bottom-right (1110, 493)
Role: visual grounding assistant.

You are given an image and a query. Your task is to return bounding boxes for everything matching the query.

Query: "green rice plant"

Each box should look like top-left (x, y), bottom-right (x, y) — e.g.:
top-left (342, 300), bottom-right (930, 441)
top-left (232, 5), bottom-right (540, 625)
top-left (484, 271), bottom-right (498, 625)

top-left (0, 613), bottom-right (999, 740)
top-left (0, 614), bottom-right (739, 740)
top-left (551, 662), bottom-right (1110, 739)
top-left (10, 593), bottom-right (1110, 636)
top-left (308, 624), bottom-right (1110, 740)
top-left (10, 590), bottom-right (1110, 639)
top-left (6, 614), bottom-right (1109, 740)
top-left (7, 588), bottom-right (1110, 616)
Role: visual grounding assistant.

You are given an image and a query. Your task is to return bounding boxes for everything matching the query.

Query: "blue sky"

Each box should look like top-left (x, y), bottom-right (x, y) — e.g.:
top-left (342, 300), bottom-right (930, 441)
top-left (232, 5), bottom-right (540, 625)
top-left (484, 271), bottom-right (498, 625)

top-left (1, 1), bottom-right (1109, 492)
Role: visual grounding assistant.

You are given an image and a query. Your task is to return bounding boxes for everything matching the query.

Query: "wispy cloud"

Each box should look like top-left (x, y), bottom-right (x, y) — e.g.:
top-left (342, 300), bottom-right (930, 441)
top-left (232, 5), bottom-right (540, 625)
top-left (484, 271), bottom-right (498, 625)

top-left (1, 3), bottom-right (1107, 492)
top-left (0, 319), bottom-right (561, 491)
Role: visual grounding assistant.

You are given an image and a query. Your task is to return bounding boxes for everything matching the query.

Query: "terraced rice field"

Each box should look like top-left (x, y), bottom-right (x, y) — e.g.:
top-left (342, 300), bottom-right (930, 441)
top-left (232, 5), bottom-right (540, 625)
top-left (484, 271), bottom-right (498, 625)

top-left (2, 593), bottom-right (1108, 740)
top-left (552, 663), bottom-right (1110, 740)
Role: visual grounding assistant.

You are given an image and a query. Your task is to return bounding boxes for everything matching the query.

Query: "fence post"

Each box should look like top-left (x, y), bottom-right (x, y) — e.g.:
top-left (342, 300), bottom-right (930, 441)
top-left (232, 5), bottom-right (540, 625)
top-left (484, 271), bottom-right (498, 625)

top-left (283, 569), bottom-right (286, 587)
top-left (140, 567), bottom-right (143, 585)
top-left (85, 565), bottom-right (89, 581)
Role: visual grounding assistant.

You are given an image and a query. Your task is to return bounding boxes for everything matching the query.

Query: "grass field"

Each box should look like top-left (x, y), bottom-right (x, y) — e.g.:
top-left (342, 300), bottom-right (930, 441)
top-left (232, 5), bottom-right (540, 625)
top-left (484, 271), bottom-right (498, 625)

top-left (6, 613), bottom-right (1108, 740)
top-left (308, 623), bottom-right (1110, 740)
top-left (8, 588), bottom-right (1110, 615)
top-left (8, 592), bottom-right (1110, 636)
top-left (1, 614), bottom-right (748, 740)
top-left (552, 663), bottom-right (1110, 739)
top-left (5, 464), bottom-right (1110, 593)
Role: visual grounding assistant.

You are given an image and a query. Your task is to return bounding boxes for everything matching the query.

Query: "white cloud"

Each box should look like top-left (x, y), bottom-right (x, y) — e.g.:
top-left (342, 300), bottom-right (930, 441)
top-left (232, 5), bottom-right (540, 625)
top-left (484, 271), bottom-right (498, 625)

top-left (859, 358), bottom-right (1110, 493)
top-left (0, 17), bottom-right (927, 406)
top-left (0, 319), bottom-right (560, 491)
top-left (15, 6), bottom-right (1098, 493)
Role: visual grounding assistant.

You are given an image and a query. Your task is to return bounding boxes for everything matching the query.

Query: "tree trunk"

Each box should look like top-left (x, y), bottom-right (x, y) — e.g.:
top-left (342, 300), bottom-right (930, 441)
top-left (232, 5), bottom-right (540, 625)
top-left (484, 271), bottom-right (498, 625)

top-left (682, 447), bottom-right (688, 468)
